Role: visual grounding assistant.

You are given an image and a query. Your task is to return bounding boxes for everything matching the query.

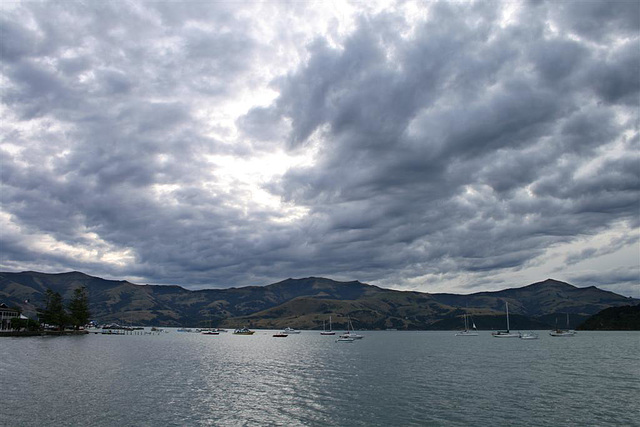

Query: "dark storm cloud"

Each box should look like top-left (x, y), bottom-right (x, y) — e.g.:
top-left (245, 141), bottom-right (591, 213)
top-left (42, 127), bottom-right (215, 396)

top-left (1, 1), bottom-right (638, 293)
top-left (553, 0), bottom-right (640, 43)
top-left (1, 1), bottom-right (268, 284)
top-left (567, 267), bottom-right (640, 298)
top-left (257, 1), bottom-right (639, 289)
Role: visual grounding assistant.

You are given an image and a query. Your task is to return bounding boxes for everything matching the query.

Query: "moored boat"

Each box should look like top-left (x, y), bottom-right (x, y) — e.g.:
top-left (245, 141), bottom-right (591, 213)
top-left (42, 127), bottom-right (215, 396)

top-left (519, 331), bottom-right (538, 340)
top-left (233, 327), bottom-right (255, 335)
top-left (320, 316), bottom-right (335, 335)
top-left (339, 316), bottom-right (364, 339)
top-left (455, 313), bottom-right (478, 336)
top-left (549, 314), bottom-right (576, 337)
top-left (492, 302), bottom-right (520, 338)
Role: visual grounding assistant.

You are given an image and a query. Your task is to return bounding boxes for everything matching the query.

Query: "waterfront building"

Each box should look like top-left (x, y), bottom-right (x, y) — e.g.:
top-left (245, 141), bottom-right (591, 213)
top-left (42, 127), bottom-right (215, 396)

top-left (0, 303), bottom-right (20, 331)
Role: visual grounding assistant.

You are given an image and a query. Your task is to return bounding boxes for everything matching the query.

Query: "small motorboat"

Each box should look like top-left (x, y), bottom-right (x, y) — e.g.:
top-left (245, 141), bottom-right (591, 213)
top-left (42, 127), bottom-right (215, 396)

top-left (283, 327), bottom-right (301, 334)
top-left (273, 332), bottom-right (288, 337)
top-left (233, 327), bottom-right (255, 335)
top-left (336, 337), bottom-right (354, 343)
top-left (201, 330), bottom-right (219, 335)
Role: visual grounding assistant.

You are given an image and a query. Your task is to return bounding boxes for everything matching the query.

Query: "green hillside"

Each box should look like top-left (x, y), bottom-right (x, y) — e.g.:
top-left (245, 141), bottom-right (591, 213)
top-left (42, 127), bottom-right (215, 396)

top-left (1, 271), bottom-right (637, 329)
top-left (577, 304), bottom-right (640, 330)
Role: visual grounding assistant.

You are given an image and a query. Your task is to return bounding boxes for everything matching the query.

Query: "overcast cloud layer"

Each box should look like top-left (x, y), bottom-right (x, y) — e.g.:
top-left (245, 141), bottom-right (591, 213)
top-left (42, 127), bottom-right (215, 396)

top-left (1, 1), bottom-right (638, 296)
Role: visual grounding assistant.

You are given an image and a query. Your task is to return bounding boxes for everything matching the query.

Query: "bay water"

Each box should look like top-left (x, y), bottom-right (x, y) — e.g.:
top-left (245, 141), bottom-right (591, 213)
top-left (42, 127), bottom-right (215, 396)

top-left (1, 330), bottom-right (638, 426)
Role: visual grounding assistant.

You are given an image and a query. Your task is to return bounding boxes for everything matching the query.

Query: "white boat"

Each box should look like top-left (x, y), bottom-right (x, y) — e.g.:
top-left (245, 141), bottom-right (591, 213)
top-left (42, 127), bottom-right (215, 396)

top-left (320, 316), bottom-right (336, 335)
top-left (492, 302), bottom-right (520, 338)
top-left (201, 315), bottom-right (219, 335)
top-left (336, 337), bottom-right (354, 343)
top-left (549, 330), bottom-right (575, 337)
top-left (455, 313), bottom-right (478, 336)
top-left (339, 316), bottom-right (364, 339)
top-left (549, 314), bottom-right (576, 337)
top-left (519, 331), bottom-right (538, 340)
top-left (283, 327), bottom-right (301, 334)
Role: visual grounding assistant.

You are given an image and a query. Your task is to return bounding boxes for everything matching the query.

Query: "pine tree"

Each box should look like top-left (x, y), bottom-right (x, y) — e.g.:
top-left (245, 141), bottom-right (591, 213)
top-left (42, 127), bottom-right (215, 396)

top-left (38, 289), bottom-right (67, 330)
top-left (68, 286), bottom-right (90, 330)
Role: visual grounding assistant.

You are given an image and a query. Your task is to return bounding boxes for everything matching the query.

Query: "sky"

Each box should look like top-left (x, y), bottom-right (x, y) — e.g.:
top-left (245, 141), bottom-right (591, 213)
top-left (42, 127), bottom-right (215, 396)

top-left (1, 0), bottom-right (639, 297)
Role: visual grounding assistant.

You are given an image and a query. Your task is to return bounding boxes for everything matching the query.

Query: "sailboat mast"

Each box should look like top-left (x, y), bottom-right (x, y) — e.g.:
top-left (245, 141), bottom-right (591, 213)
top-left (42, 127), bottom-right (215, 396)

top-left (506, 302), bottom-right (510, 332)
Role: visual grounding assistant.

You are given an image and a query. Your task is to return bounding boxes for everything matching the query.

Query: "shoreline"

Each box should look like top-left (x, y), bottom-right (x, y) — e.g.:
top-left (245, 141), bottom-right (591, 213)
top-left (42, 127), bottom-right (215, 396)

top-left (0, 330), bottom-right (90, 337)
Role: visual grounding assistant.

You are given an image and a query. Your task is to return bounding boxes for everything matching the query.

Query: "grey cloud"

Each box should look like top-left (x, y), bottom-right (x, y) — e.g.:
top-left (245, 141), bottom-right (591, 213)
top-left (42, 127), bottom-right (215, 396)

top-left (565, 233), bottom-right (640, 266)
top-left (585, 41), bottom-right (640, 106)
top-left (0, 16), bottom-right (39, 62)
top-left (95, 69), bottom-right (133, 95)
top-left (531, 38), bottom-right (589, 85)
top-left (265, 0), bottom-right (639, 284)
top-left (237, 106), bottom-right (289, 147)
top-left (1, 1), bottom-right (638, 293)
top-left (553, 0), bottom-right (639, 43)
top-left (567, 267), bottom-right (640, 298)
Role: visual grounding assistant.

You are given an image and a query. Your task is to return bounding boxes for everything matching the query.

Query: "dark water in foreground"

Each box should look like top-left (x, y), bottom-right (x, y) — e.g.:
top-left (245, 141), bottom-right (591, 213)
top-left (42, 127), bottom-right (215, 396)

top-left (1, 330), bottom-right (639, 426)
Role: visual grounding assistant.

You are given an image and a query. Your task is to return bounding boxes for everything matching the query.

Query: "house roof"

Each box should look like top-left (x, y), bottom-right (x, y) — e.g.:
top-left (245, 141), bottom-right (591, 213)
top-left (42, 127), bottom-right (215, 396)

top-left (0, 303), bottom-right (19, 313)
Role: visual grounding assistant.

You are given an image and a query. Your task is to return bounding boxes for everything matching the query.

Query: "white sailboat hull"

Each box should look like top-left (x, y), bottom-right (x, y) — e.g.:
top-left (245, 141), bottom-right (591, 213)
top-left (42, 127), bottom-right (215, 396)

top-left (455, 331), bottom-right (478, 336)
top-left (549, 331), bottom-right (576, 337)
top-left (340, 332), bottom-right (364, 339)
top-left (456, 314), bottom-right (478, 336)
top-left (492, 302), bottom-right (518, 338)
top-left (492, 333), bottom-right (520, 338)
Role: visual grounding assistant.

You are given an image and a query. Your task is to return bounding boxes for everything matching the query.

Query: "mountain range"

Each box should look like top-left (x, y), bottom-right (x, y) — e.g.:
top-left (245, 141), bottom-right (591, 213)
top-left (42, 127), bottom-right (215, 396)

top-left (1, 271), bottom-right (637, 330)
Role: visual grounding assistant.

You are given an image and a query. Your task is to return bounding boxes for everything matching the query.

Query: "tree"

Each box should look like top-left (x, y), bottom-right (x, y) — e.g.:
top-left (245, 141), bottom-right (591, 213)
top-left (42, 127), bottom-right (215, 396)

top-left (11, 317), bottom-right (39, 331)
top-left (38, 289), bottom-right (67, 330)
top-left (68, 286), bottom-right (90, 330)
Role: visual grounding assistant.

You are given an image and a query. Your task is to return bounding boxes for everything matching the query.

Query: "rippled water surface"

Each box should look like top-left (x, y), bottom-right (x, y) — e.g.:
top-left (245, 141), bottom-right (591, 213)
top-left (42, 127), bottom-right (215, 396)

top-left (2, 330), bottom-right (639, 426)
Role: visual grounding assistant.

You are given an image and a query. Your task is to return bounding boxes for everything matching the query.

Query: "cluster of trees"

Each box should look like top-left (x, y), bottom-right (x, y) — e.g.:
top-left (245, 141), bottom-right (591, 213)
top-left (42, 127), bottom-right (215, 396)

top-left (37, 287), bottom-right (91, 331)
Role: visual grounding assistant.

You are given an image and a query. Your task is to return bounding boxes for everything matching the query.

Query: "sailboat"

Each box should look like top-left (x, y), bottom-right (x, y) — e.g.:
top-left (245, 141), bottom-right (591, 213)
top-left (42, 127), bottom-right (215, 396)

top-left (339, 316), bottom-right (364, 339)
top-left (549, 313), bottom-right (576, 337)
top-left (455, 313), bottom-right (478, 336)
top-left (320, 316), bottom-right (335, 335)
top-left (492, 301), bottom-right (520, 338)
top-left (201, 313), bottom-right (219, 335)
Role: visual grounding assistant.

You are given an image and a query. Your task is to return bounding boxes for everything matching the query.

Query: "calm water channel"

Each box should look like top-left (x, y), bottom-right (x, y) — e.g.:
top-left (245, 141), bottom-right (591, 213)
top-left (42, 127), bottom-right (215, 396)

top-left (1, 330), bottom-right (639, 426)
